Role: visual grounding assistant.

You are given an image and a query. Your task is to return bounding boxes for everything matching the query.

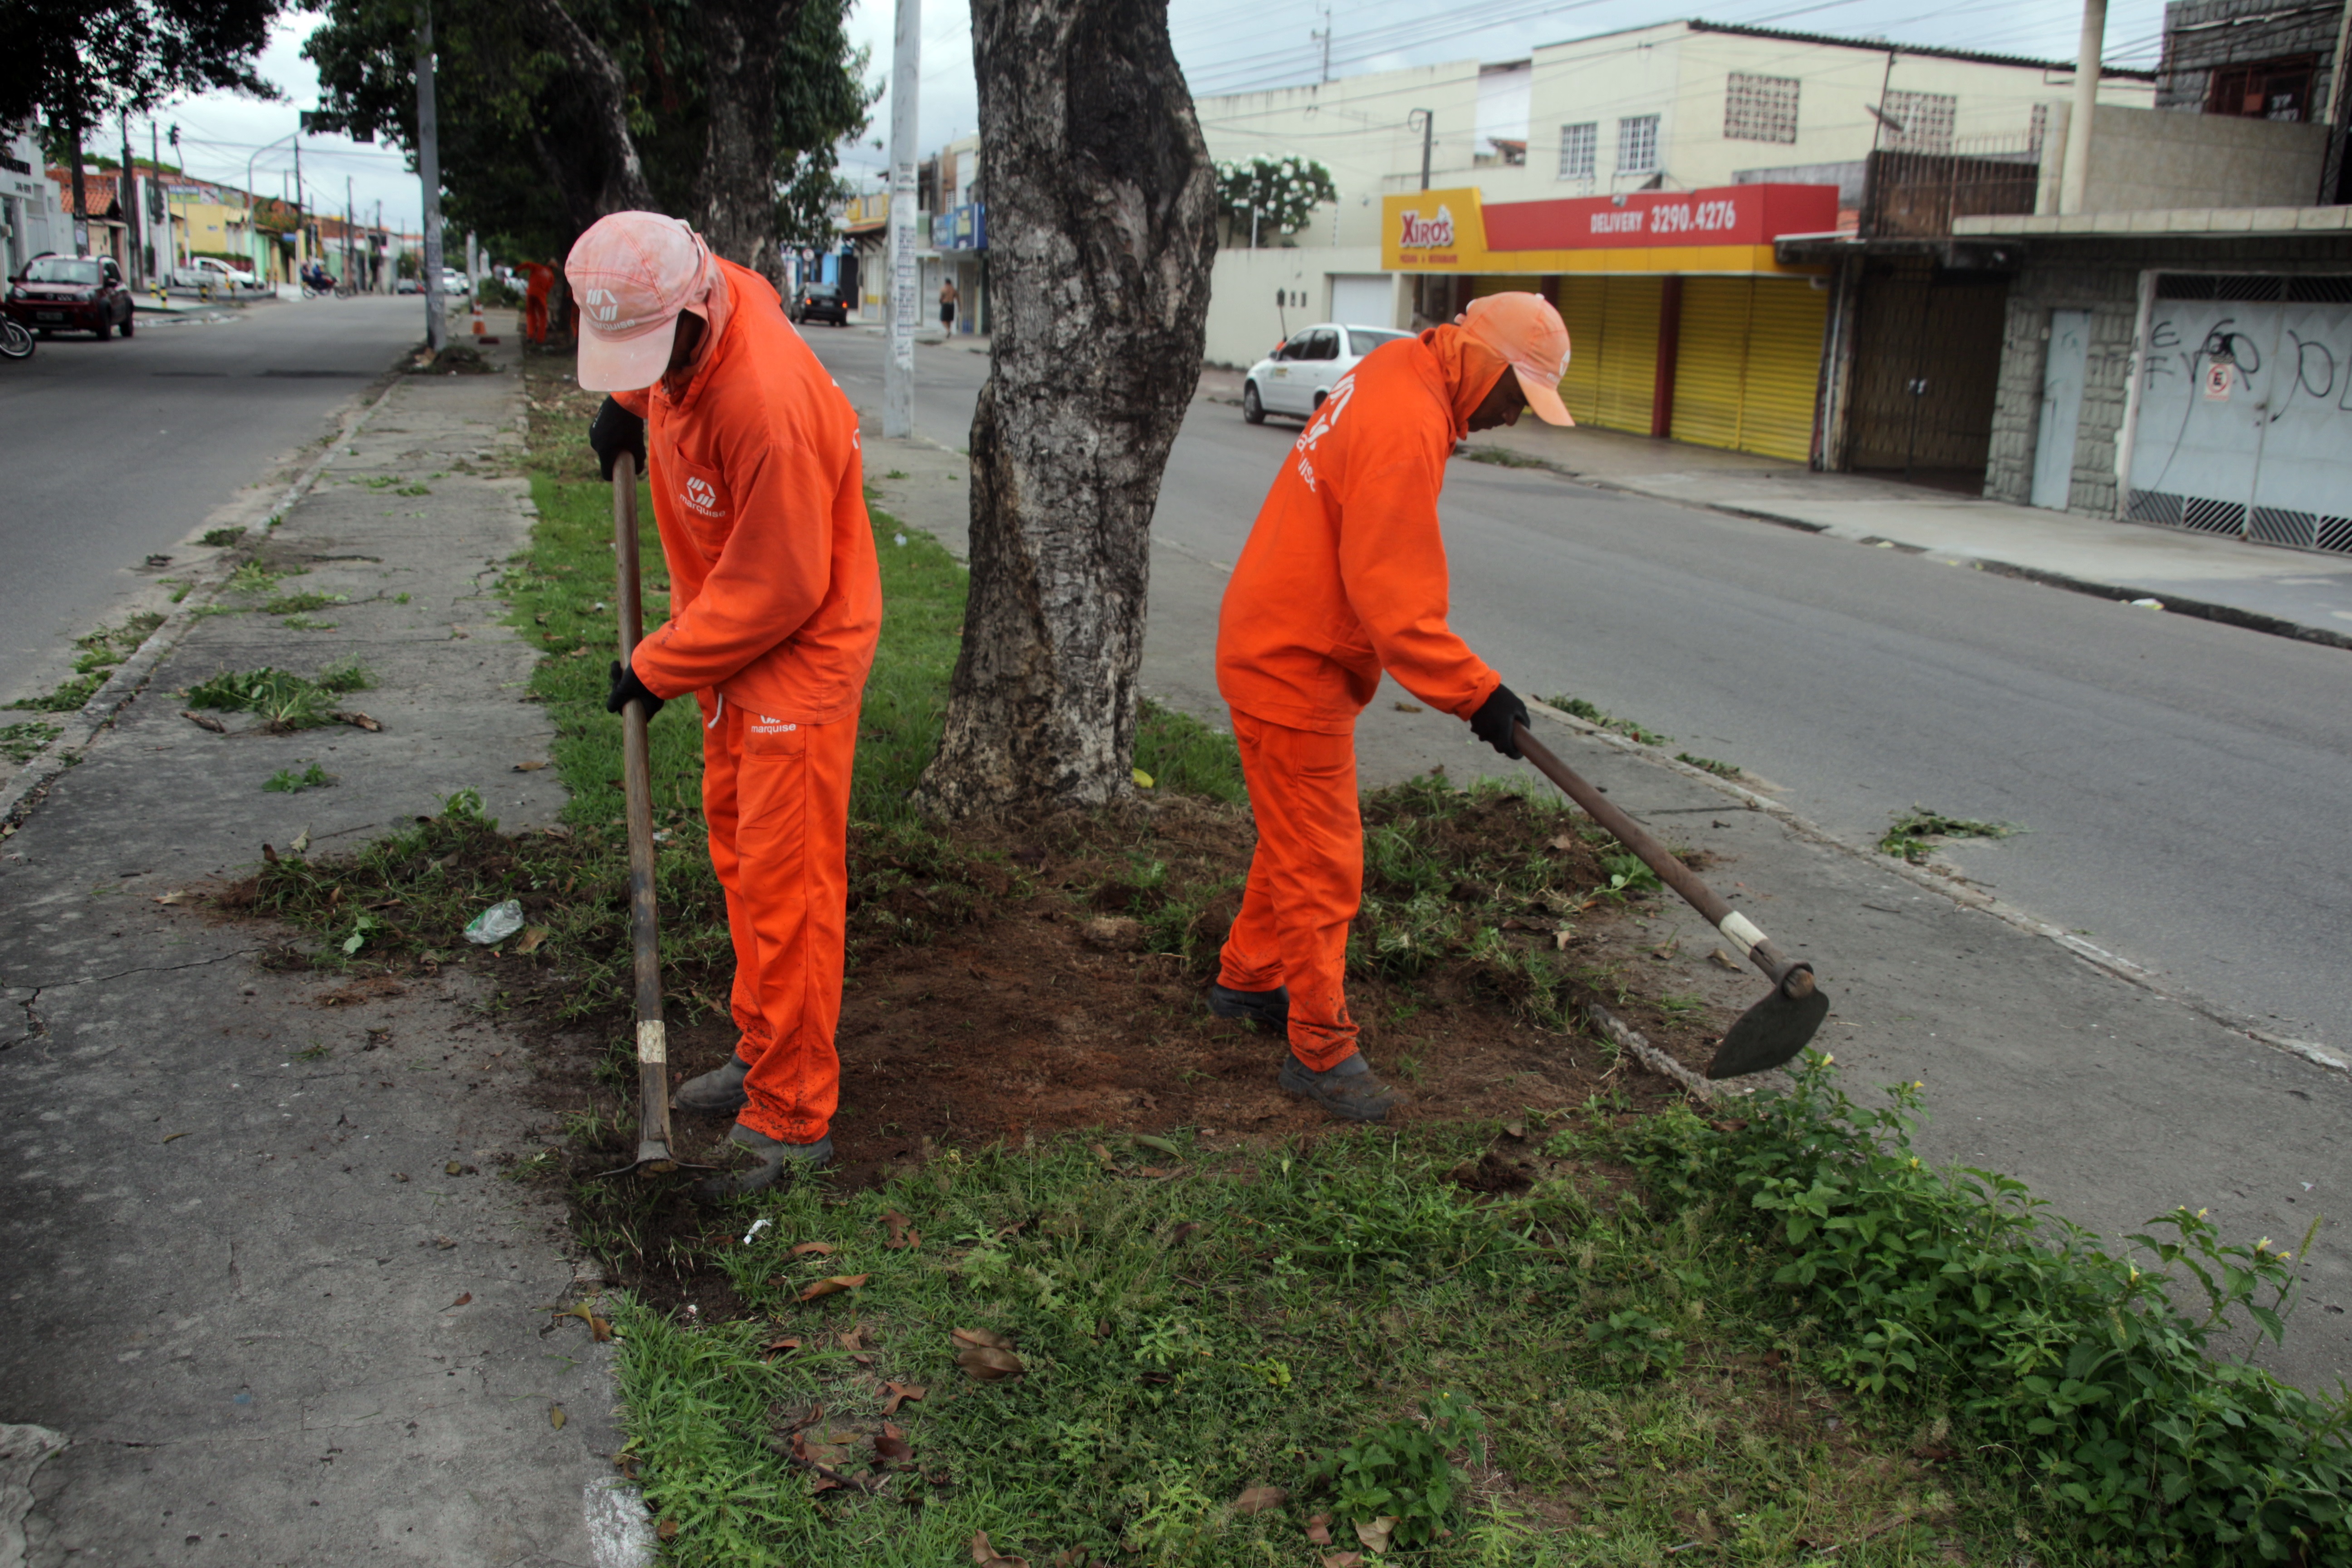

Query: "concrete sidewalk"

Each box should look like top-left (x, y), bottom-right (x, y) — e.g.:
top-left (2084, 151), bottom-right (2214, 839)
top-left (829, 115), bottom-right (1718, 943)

top-left (0, 341), bottom-right (650, 1565)
top-left (861, 421), bottom-right (2350, 1396)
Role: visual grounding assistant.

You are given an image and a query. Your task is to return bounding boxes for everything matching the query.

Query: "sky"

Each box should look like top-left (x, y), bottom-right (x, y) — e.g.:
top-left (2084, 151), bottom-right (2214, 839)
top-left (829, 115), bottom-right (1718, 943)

top-left (154, 0), bottom-right (2172, 234)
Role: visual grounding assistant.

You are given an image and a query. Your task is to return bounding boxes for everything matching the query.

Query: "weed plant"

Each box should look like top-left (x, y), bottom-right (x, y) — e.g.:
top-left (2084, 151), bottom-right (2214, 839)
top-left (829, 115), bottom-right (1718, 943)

top-left (183, 661), bottom-right (372, 731)
top-left (1, 721), bottom-right (61, 765)
top-left (262, 761), bottom-right (334, 793)
top-left (1877, 808), bottom-right (2018, 863)
top-left (1544, 693), bottom-right (1671, 747)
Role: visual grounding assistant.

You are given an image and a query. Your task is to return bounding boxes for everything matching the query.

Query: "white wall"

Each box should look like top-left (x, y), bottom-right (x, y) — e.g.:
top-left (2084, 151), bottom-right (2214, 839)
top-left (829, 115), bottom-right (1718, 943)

top-left (1, 127), bottom-right (71, 275)
top-left (1203, 245), bottom-right (1388, 368)
top-left (2077, 103), bottom-right (2329, 212)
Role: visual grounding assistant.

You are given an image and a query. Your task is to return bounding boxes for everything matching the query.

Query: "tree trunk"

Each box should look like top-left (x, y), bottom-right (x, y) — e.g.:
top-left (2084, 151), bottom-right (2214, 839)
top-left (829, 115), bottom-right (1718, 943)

top-left (914, 0), bottom-right (1218, 820)
top-left (517, 0), bottom-right (656, 215)
top-left (693, 0), bottom-right (806, 285)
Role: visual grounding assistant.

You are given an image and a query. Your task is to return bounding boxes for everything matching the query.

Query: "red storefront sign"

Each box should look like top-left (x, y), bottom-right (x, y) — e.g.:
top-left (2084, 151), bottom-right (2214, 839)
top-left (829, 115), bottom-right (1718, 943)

top-left (1480, 184), bottom-right (1838, 253)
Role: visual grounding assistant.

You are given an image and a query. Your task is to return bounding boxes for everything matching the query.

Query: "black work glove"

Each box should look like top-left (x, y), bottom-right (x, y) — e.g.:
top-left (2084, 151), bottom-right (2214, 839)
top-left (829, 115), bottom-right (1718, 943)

top-left (589, 396), bottom-right (647, 482)
top-left (1470, 682), bottom-right (1530, 759)
top-left (607, 659), bottom-right (665, 723)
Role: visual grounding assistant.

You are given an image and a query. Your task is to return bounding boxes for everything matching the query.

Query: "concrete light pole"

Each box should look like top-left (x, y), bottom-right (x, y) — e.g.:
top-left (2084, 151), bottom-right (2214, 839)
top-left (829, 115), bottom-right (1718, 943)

top-left (882, 0), bottom-right (921, 439)
top-left (416, 0), bottom-right (446, 351)
top-left (2058, 0), bottom-right (2106, 216)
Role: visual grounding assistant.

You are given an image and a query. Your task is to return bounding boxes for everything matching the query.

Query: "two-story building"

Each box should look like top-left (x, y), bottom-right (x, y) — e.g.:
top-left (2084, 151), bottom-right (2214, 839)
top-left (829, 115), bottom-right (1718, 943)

top-left (1196, 19), bottom-right (2153, 462)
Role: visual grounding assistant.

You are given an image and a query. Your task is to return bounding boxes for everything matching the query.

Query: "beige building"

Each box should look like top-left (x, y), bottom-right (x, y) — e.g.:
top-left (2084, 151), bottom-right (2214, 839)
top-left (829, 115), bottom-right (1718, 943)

top-left (1195, 20), bottom-right (2155, 463)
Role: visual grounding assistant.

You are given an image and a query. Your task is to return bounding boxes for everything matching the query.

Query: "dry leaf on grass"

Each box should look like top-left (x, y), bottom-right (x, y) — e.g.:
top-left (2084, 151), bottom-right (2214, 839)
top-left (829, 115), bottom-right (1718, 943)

top-left (873, 1425), bottom-right (914, 1464)
top-left (1708, 946), bottom-right (1744, 971)
top-left (514, 927), bottom-right (549, 955)
top-left (547, 1300), bottom-right (613, 1342)
top-left (1233, 1485), bottom-right (1287, 1514)
top-left (1353, 1516), bottom-right (1397, 1553)
top-left (656, 1519), bottom-right (679, 1542)
top-left (797, 1273), bottom-right (869, 1303)
top-left (970, 1529), bottom-right (1032, 1568)
top-left (1130, 1133), bottom-right (1181, 1157)
top-left (761, 1334), bottom-right (804, 1360)
top-left (952, 1327), bottom-right (1024, 1382)
top-left (1650, 937), bottom-right (1680, 960)
top-left (882, 1209), bottom-right (920, 1250)
top-left (1304, 1514), bottom-right (1334, 1546)
top-left (880, 1380), bottom-right (926, 1415)
top-left (836, 1323), bottom-right (871, 1352)
top-left (1320, 1554), bottom-right (1365, 1568)
top-left (790, 1240), bottom-right (838, 1258)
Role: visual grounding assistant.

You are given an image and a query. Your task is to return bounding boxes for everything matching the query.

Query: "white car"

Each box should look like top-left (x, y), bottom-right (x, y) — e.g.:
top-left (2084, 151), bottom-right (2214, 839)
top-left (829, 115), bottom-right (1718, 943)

top-left (169, 256), bottom-right (260, 292)
top-left (1241, 322), bottom-right (1411, 422)
top-left (439, 269), bottom-right (470, 296)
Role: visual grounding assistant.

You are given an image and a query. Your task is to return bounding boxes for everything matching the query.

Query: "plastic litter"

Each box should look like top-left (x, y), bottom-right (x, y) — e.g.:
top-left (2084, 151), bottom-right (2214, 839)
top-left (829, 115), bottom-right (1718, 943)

top-left (2127, 598), bottom-right (2165, 610)
top-left (464, 899), bottom-right (526, 946)
top-left (893, 532), bottom-right (907, 547)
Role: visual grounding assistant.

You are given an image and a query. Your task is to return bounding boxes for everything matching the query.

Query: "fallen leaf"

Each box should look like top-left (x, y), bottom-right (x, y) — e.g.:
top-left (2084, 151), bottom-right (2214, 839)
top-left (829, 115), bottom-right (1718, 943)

top-left (761, 1334), bottom-right (804, 1359)
top-left (1392, 701), bottom-right (1423, 712)
top-left (882, 1210), bottom-right (919, 1250)
top-left (970, 1530), bottom-right (1031, 1568)
top-left (446, 1161), bottom-right (465, 1175)
top-left (1650, 937), bottom-right (1679, 960)
top-left (152, 890), bottom-right (188, 905)
top-left (334, 710), bottom-right (382, 732)
top-left (1501, 1120), bottom-right (1526, 1140)
top-left (1553, 929), bottom-right (1575, 951)
top-left (798, 1273), bottom-right (870, 1303)
top-left (952, 1327), bottom-right (1016, 1351)
top-left (1088, 1142), bottom-right (1114, 1165)
top-left (1130, 1133), bottom-right (1181, 1157)
top-left (1354, 1516), bottom-right (1397, 1553)
top-left (790, 1241), bottom-right (839, 1258)
top-left (549, 1300), bottom-right (613, 1341)
top-left (1548, 832), bottom-right (1580, 851)
top-left (514, 927), bottom-right (549, 955)
top-left (160, 1131), bottom-right (188, 1144)
top-left (1321, 1554), bottom-right (1365, 1568)
top-left (549, 1404), bottom-right (567, 1430)
top-left (656, 1519), bottom-right (679, 1542)
top-left (181, 710), bottom-right (226, 733)
top-left (1305, 1514), bottom-right (1334, 1545)
top-left (448, 1292), bottom-right (472, 1308)
top-left (1707, 946), bottom-right (1743, 972)
top-left (880, 1380), bottom-right (926, 1415)
top-left (952, 1328), bottom-right (1024, 1381)
top-left (261, 843), bottom-right (279, 864)
top-left (836, 1324), bottom-right (870, 1352)
top-left (512, 760), bottom-right (549, 772)
top-left (852, 1352), bottom-right (875, 1367)
top-left (289, 827), bottom-right (311, 856)
top-left (874, 1429), bottom-right (914, 1464)
top-left (1233, 1485), bottom-right (1287, 1514)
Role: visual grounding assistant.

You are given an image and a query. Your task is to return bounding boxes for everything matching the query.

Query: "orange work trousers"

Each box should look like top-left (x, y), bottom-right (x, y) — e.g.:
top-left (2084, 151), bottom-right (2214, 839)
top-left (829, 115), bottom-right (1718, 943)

top-left (524, 294), bottom-right (549, 343)
top-left (698, 695), bottom-right (858, 1144)
top-left (1217, 710), bottom-right (1362, 1072)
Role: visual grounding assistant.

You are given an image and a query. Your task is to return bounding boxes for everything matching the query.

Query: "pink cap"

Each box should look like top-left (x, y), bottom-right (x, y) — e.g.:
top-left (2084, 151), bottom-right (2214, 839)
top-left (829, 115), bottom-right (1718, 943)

top-left (1458, 292), bottom-right (1575, 426)
top-left (565, 213), bottom-right (713, 392)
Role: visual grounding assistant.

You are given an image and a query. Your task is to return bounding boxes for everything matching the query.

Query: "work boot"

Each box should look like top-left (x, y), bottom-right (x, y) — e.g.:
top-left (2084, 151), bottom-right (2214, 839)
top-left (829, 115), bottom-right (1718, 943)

top-left (1279, 1050), bottom-right (1396, 1122)
top-left (695, 1122), bottom-right (833, 1200)
top-left (1207, 982), bottom-right (1290, 1031)
top-left (672, 1054), bottom-right (751, 1116)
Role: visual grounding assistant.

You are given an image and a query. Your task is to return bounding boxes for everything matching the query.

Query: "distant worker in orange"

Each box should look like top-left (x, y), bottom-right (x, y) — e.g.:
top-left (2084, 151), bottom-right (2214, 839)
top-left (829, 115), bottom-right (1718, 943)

top-left (569, 213), bottom-right (882, 1195)
top-left (522, 260), bottom-right (556, 344)
top-left (1211, 293), bottom-right (1574, 1121)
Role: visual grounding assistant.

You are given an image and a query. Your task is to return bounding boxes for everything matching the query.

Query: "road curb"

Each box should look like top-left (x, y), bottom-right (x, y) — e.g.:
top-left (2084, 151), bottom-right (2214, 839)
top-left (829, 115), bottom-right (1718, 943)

top-left (1521, 696), bottom-right (2349, 1078)
top-left (0, 374), bottom-right (405, 838)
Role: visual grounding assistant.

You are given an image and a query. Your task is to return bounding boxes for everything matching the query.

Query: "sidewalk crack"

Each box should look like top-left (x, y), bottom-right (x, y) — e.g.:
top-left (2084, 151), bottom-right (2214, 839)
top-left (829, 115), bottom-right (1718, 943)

top-left (11, 946), bottom-right (262, 1003)
top-left (5, 985), bottom-right (42, 1050)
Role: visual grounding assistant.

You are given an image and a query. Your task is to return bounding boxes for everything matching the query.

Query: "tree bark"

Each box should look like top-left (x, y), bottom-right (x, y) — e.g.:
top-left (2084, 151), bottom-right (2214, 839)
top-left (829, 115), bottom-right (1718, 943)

top-left (693, 0), bottom-right (807, 284)
top-left (915, 0), bottom-right (1218, 820)
top-left (515, 0), bottom-right (656, 215)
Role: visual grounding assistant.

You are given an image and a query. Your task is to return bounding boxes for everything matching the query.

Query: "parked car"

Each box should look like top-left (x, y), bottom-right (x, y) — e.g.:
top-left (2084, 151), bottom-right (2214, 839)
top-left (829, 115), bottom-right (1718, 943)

top-left (439, 269), bottom-right (470, 296)
top-left (794, 280), bottom-right (849, 327)
top-left (5, 254), bottom-right (135, 339)
top-left (394, 276), bottom-right (423, 294)
top-left (168, 256), bottom-right (259, 292)
top-left (1240, 322), bottom-right (1411, 423)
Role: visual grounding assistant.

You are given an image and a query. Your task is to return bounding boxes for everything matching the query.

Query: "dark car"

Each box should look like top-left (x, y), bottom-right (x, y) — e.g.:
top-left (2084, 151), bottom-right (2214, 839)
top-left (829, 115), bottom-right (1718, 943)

top-left (794, 280), bottom-right (848, 327)
top-left (5, 254), bottom-right (135, 339)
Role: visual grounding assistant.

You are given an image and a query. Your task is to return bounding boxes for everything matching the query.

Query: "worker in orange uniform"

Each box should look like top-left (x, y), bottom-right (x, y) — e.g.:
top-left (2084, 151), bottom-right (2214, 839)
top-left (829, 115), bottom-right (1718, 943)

top-left (569, 212), bottom-right (882, 1195)
top-left (522, 260), bottom-right (556, 344)
top-left (1212, 292), bottom-right (1574, 1121)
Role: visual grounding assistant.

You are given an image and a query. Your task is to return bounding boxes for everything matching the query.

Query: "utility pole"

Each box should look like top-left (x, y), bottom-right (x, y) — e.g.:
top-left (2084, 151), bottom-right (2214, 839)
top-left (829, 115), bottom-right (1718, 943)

top-left (882, 0), bottom-right (920, 438)
top-left (346, 175), bottom-right (354, 289)
top-left (292, 125), bottom-right (304, 276)
top-left (416, 0), bottom-right (446, 350)
top-left (1409, 108), bottom-right (1434, 190)
top-left (375, 200), bottom-right (384, 292)
top-left (120, 112), bottom-right (141, 289)
top-left (1314, 3), bottom-right (1332, 83)
top-left (2058, 0), bottom-right (2106, 215)
top-left (151, 121), bottom-right (165, 277)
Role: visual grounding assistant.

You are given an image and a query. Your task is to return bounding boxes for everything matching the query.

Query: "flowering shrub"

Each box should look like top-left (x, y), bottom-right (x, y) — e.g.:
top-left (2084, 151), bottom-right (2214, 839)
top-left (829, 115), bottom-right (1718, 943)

top-left (1215, 155), bottom-right (1337, 245)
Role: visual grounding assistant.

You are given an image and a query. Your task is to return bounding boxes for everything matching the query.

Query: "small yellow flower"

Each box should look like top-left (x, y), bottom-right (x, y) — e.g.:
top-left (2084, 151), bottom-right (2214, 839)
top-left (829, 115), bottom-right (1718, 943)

top-left (2278, 1252), bottom-right (2293, 1262)
top-left (1908, 1157), bottom-right (1920, 1169)
top-left (1822, 1053), bottom-right (1835, 1066)
top-left (2255, 1237), bottom-right (2272, 1252)
top-left (2129, 1267), bottom-right (2141, 1282)
top-left (1911, 1080), bottom-right (1924, 1090)
top-left (2197, 1208), bottom-right (2208, 1218)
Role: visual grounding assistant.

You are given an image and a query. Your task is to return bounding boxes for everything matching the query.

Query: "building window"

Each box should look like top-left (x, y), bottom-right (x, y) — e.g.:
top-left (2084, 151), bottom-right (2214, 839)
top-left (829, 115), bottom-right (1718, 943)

top-left (1880, 90), bottom-right (1956, 153)
top-left (1724, 72), bottom-right (1800, 143)
top-left (1617, 114), bottom-right (1659, 175)
top-left (2207, 57), bottom-right (2315, 121)
top-left (1558, 122), bottom-right (1597, 182)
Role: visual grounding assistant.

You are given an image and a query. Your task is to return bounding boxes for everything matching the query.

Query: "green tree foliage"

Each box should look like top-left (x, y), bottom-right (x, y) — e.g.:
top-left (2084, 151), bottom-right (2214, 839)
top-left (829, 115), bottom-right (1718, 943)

top-left (1, 0), bottom-right (284, 129)
top-left (301, 0), bottom-right (872, 272)
top-left (1214, 153), bottom-right (1335, 246)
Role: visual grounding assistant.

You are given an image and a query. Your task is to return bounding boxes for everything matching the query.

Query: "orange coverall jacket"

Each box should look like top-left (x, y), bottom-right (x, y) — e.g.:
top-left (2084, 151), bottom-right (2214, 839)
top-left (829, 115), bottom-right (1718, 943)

top-left (1215, 325), bottom-right (1505, 732)
top-left (616, 260), bottom-right (880, 717)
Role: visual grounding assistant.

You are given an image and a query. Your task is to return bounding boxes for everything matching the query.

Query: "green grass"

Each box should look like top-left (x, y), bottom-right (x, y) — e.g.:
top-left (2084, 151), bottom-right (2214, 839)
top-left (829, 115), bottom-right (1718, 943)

top-left (183, 661), bottom-right (372, 731)
top-left (5, 673), bottom-right (103, 713)
top-left (199, 525), bottom-right (248, 547)
top-left (1544, 694), bottom-right (1671, 748)
top-left (1877, 808), bottom-right (2019, 864)
top-left (1, 721), bottom-right (61, 764)
top-left (1460, 445), bottom-right (1557, 470)
top-left (261, 590), bottom-right (349, 615)
top-left (1676, 752), bottom-right (1743, 780)
top-left (263, 761), bottom-right (334, 793)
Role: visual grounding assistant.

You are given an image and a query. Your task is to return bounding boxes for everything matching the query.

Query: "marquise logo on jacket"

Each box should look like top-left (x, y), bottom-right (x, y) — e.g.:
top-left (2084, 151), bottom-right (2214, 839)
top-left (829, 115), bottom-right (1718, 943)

top-left (683, 476), bottom-right (725, 517)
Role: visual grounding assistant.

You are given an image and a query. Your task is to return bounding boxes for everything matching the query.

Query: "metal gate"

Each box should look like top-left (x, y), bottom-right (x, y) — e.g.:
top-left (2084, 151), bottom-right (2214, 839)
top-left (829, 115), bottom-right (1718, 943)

top-left (1845, 258), bottom-right (2010, 482)
top-left (2127, 273), bottom-right (2352, 555)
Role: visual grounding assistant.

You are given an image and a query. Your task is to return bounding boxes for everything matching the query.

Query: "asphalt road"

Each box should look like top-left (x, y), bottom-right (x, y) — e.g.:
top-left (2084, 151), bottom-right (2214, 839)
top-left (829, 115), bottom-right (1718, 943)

top-left (811, 328), bottom-right (2352, 1058)
top-left (0, 295), bottom-right (426, 707)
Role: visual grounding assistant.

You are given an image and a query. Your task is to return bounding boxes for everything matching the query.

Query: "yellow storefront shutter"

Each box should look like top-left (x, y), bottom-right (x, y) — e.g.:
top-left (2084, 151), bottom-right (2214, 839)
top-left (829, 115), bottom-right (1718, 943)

top-left (1593, 277), bottom-right (1662, 435)
top-left (1738, 279), bottom-right (1827, 463)
top-left (1556, 277), bottom-right (1606, 424)
top-left (1673, 278), bottom-right (1752, 452)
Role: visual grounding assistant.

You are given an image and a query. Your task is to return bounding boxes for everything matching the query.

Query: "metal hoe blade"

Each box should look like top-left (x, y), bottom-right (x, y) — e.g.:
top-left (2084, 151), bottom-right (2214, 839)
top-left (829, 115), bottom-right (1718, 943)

top-left (1707, 981), bottom-right (1831, 1080)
